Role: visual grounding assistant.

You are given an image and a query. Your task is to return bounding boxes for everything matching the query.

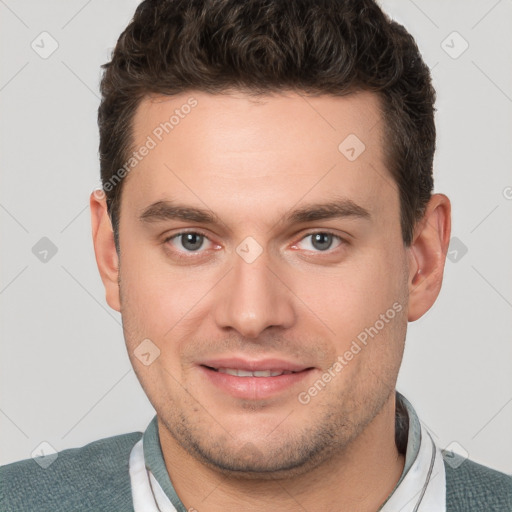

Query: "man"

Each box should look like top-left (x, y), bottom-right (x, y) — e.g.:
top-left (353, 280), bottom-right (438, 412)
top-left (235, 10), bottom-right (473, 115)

top-left (1, 0), bottom-right (510, 510)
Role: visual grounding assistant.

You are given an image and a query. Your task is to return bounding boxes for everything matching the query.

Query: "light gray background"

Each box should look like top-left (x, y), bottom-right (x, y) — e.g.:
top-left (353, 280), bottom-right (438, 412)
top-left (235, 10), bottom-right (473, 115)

top-left (1, 0), bottom-right (511, 474)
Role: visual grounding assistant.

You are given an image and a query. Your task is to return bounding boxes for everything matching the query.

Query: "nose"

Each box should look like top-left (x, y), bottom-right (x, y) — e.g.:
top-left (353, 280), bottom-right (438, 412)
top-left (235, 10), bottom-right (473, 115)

top-left (213, 248), bottom-right (296, 339)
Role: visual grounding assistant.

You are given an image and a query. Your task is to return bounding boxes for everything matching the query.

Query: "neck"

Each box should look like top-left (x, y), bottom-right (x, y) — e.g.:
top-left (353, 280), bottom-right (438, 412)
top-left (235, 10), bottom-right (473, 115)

top-left (157, 393), bottom-right (405, 512)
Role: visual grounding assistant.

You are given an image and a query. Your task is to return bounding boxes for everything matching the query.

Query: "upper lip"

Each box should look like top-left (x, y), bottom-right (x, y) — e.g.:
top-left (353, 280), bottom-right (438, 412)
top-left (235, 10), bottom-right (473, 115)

top-left (200, 357), bottom-right (312, 373)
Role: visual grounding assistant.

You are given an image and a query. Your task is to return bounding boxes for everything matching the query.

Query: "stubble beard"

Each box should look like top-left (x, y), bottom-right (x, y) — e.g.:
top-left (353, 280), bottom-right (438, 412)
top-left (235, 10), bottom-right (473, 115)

top-left (156, 378), bottom-right (397, 481)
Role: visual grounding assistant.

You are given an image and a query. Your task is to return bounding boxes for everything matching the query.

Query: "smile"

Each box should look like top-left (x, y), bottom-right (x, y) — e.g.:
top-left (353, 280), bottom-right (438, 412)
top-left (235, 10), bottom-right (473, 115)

top-left (210, 367), bottom-right (296, 377)
top-left (198, 360), bottom-right (315, 400)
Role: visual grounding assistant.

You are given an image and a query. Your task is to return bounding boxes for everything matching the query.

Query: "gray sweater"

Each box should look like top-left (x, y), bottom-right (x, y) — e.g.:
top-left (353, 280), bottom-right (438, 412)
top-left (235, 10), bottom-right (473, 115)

top-left (1, 411), bottom-right (511, 511)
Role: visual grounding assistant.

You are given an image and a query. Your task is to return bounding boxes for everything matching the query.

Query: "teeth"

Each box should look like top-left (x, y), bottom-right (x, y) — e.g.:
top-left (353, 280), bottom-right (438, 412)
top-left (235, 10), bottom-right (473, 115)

top-left (217, 368), bottom-right (293, 377)
top-left (238, 369), bottom-right (256, 377)
top-left (217, 368), bottom-right (238, 376)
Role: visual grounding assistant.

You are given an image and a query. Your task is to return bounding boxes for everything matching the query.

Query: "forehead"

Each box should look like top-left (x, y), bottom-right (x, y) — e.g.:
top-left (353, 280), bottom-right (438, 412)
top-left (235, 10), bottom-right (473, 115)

top-left (123, 90), bottom-right (397, 230)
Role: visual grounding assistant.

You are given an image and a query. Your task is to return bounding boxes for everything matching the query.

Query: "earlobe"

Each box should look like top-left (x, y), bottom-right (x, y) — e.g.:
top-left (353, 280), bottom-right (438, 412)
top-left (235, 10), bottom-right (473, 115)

top-left (407, 193), bottom-right (451, 322)
top-left (90, 190), bottom-right (121, 312)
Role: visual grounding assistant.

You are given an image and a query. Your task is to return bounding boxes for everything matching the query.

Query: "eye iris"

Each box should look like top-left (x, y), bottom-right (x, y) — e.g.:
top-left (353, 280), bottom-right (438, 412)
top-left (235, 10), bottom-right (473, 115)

top-left (181, 233), bottom-right (203, 251)
top-left (311, 233), bottom-right (332, 251)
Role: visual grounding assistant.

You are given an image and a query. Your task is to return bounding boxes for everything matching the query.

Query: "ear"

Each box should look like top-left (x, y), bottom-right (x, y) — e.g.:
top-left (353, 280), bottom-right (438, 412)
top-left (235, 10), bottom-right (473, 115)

top-left (407, 193), bottom-right (451, 322)
top-left (90, 190), bottom-right (121, 312)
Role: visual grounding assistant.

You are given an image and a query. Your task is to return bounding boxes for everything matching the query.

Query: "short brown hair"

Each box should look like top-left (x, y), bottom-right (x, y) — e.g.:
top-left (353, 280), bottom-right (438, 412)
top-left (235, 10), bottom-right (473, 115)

top-left (98, 0), bottom-right (436, 248)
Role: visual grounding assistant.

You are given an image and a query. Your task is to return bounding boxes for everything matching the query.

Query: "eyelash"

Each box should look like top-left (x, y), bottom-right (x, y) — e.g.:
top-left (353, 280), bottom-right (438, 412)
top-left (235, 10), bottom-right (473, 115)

top-left (163, 230), bottom-right (347, 258)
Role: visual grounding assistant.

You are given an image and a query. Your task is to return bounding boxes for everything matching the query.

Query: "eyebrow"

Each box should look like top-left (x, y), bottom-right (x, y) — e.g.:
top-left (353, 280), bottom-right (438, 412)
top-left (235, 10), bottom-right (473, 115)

top-left (140, 201), bottom-right (219, 224)
top-left (139, 198), bottom-right (371, 227)
top-left (283, 199), bottom-right (371, 225)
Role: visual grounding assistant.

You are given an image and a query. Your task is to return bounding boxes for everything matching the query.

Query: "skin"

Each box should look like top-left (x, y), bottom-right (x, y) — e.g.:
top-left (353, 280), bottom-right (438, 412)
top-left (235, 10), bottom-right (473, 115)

top-left (91, 90), bottom-right (451, 511)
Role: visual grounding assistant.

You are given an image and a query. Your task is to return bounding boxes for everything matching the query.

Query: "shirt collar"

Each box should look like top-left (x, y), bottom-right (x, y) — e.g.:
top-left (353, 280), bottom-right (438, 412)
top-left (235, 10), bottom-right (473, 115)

top-left (142, 416), bottom-right (187, 512)
top-left (138, 391), bottom-right (439, 511)
top-left (395, 391), bottom-right (423, 488)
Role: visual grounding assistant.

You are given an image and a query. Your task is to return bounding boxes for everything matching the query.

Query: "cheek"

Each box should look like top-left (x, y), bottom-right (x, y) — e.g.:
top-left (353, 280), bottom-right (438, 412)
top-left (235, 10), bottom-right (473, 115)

top-left (118, 242), bottom-right (177, 342)
top-left (118, 243), bottom-right (219, 358)
top-left (300, 242), bottom-right (408, 349)
top-left (315, 267), bottom-right (407, 400)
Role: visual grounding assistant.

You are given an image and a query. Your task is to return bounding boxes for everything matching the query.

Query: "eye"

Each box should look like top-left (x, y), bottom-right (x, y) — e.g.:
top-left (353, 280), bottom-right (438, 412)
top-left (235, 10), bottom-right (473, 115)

top-left (166, 232), bottom-right (212, 253)
top-left (294, 232), bottom-right (344, 252)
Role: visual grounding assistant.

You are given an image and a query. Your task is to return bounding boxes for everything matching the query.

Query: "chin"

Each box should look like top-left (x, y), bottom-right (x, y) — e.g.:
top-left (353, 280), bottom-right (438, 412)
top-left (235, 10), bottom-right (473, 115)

top-left (170, 418), bottom-right (342, 480)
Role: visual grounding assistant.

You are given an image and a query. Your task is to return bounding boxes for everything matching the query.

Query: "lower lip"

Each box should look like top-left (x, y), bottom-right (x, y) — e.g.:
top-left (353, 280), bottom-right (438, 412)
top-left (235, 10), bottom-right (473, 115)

top-left (199, 366), bottom-right (314, 400)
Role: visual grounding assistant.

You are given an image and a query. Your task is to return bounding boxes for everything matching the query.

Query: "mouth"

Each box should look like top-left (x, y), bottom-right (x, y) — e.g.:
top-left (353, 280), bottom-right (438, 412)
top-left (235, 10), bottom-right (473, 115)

top-left (205, 367), bottom-right (299, 377)
top-left (198, 359), bottom-right (315, 400)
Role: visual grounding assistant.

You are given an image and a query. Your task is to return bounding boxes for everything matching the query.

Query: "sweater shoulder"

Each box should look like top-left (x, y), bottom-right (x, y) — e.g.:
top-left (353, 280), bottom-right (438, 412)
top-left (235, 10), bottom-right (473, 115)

top-left (443, 452), bottom-right (512, 512)
top-left (0, 431), bottom-right (142, 512)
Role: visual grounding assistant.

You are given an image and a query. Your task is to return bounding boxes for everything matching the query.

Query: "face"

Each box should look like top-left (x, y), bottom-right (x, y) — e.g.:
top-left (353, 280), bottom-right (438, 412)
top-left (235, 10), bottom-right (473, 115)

top-left (113, 90), bottom-right (412, 476)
